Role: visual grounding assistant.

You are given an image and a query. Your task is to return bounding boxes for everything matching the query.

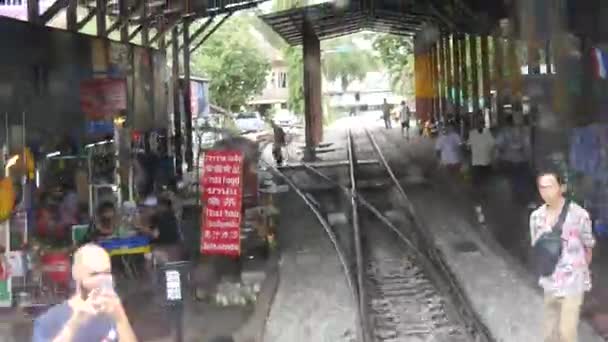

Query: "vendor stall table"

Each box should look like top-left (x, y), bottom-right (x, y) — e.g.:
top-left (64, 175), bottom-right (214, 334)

top-left (98, 236), bottom-right (150, 278)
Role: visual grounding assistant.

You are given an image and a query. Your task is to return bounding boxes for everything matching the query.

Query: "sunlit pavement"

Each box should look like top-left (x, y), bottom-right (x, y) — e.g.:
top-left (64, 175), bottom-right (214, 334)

top-left (329, 111), bottom-right (387, 130)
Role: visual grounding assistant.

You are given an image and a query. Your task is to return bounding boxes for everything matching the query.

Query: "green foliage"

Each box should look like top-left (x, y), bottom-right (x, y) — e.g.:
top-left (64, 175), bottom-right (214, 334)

top-left (284, 45), bottom-right (304, 115)
top-left (191, 17), bottom-right (271, 112)
top-left (372, 34), bottom-right (414, 96)
top-left (322, 37), bottom-right (378, 91)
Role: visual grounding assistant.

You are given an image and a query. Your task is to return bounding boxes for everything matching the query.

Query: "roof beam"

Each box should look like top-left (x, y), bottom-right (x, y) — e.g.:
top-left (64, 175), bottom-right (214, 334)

top-left (76, 8), bottom-right (97, 31)
top-left (107, 0), bottom-right (143, 34)
top-left (41, 0), bottom-right (69, 23)
top-left (129, 25), bottom-right (143, 40)
top-left (178, 16), bottom-right (214, 51)
top-left (150, 14), bottom-right (181, 44)
top-left (190, 11), bottom-right (232, 54)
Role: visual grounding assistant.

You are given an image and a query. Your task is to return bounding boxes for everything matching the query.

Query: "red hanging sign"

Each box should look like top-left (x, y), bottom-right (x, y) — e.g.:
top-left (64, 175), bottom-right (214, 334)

top-left (80, 78), bottom-right (127, 120)
top-left (200, 150), bottom-right (244, 256)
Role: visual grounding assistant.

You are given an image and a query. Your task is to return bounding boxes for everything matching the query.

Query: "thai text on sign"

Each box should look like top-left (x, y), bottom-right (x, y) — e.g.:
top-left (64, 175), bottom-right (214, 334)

top-left (201, 150), bottom-right (243, 256)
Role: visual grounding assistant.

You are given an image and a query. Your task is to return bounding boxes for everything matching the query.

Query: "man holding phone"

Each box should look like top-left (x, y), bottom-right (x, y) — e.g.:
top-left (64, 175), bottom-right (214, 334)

top-left (33, 244), bottom-right (137, 342)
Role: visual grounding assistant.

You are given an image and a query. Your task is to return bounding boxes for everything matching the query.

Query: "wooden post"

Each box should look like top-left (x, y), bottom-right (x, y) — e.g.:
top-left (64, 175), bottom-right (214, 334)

top-left (66, 0), bottom-right (77, 30)
top-left (172, 26), bottom-right (183, 177)
top-left (96, 0), bottom-right (107, 36)
top-left (27, 0), bottom-right (40, 25)
top-left (183, 20), bottom-right (194, 172)
top-left (302, 19), bottom-right (322, 160)
top-left (118, 0), bottom-right (128, 42)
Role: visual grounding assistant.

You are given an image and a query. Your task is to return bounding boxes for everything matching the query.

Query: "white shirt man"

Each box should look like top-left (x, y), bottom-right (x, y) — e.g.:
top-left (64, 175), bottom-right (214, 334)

top-left (435, 128), bottom-right (462, 171)
top-left (469, 127), bottom-right (495, 167)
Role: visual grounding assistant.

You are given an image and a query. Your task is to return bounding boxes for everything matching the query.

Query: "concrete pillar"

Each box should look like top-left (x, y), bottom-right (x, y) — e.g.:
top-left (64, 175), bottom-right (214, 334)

top-left (302, 19), bottom-right (322, 160)
top-left (480, 35), bottom-right (491, 115)
top-left (470, 35), bottom-right (480, 113)
top-left (183, 19), bottom-right (194, 172)
top-left (171, 26), bottom-right (183, 177)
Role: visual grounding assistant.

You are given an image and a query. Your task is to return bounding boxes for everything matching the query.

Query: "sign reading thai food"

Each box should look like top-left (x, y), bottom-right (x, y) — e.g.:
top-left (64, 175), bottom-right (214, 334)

top-left (200, 150), bottom-right (243, 256)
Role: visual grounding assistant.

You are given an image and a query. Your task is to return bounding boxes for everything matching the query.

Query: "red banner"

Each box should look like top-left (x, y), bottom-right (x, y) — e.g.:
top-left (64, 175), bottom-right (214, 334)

top-left (200, 150), bottom-right (244, 256)
top-left (80, 78), bottom-right (127, 120)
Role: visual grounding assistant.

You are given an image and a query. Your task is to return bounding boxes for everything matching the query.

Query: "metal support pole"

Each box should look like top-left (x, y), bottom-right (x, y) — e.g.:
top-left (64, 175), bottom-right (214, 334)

top-left (453, 34), bottom-right (462, 115)
top-left (493, 33), bottom-right (504, 124)
top-left (506, 38), bottom-right (521, 110)
top-left (460, 34), bottom-right (469, 113)
top-left (437, 40), bottom-right (445, 119)
top-left (445, 35), bottom-right (453, 110)
top-left (544, 40), bottom-right (552, 74)
top-left (183, 19), bottom-right (194, 172)
top-left (528, 42), bottom-right (541, 75)
top-left (171, 27), bottom-right (183, 178)
top-left (480, 35), bottom-right (491, 114)
top-left (470, 35), bottom-right (479, 113)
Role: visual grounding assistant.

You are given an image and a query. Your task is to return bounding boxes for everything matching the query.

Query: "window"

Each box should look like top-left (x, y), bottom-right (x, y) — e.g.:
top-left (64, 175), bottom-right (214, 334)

top-left (0, 0), bottom-right (23, 5)
top-left (270, 72), bottom-right (276, 89)
top-left (278, 72), bottom-right (287, 88)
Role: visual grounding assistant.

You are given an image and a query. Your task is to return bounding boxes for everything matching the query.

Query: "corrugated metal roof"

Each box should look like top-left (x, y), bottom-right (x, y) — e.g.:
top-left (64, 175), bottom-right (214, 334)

top-left (259, 1), bottom-right (507, 46)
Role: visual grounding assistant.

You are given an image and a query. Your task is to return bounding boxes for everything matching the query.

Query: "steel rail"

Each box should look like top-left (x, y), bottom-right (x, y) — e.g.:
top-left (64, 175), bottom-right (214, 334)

top-left (260, 160), bottom-right (364, 342)
top-left (347, 130), bottom-right (371, 342)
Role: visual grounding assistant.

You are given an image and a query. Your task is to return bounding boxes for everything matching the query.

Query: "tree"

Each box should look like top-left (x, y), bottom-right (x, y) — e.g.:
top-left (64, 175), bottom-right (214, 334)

top-left (191, 17), bottom-right (270, 112)
top-left (372, 34), bottom-right (414, 96)
top-left (284, 46), bottom-right (305, 115)
top-left (322, 37), bottom-right (378, 91)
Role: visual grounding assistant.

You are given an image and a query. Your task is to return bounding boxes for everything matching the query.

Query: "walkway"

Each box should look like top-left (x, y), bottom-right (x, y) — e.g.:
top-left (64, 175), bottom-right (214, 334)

top-left (263, 189), bottom-right (357, 342)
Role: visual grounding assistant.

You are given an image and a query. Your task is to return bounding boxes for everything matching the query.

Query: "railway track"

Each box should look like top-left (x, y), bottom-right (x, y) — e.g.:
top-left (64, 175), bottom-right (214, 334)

top-left (267, 128), bottom-right (492, 342)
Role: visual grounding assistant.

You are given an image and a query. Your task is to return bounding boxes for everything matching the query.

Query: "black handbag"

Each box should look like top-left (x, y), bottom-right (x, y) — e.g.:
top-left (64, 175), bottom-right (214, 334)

top-left (533, 200), bottom-right (570, 277)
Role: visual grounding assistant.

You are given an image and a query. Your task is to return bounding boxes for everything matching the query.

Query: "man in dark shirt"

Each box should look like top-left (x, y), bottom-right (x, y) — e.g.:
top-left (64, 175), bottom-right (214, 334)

top-left (32, 244), bottom-right (137, 342)
top-left (83, 201), bottom-right (117, 243)
top-left (136, 197), bottom-right (182, 263)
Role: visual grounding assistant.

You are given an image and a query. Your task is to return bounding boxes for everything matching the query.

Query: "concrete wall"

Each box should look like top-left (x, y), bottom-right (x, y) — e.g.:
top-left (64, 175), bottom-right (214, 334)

top-left (0, 17), bottom-right (167, 153)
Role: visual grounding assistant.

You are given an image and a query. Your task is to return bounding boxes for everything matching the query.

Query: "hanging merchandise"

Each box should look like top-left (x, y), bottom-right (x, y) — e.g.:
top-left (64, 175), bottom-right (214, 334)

top-left (0, 178), bottom-right (15, 223)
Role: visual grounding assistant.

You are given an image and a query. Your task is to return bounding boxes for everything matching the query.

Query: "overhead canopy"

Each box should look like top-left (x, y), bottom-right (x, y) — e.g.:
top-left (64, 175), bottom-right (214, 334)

top-left (260, 0), bottom-right (508, 46)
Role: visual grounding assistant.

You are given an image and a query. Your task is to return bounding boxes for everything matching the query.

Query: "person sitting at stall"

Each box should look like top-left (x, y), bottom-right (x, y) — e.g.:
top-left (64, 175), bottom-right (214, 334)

top-left (135, 196), bottom-right (182, 264)
top-left (82, 201), bottom-right (118, 243)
